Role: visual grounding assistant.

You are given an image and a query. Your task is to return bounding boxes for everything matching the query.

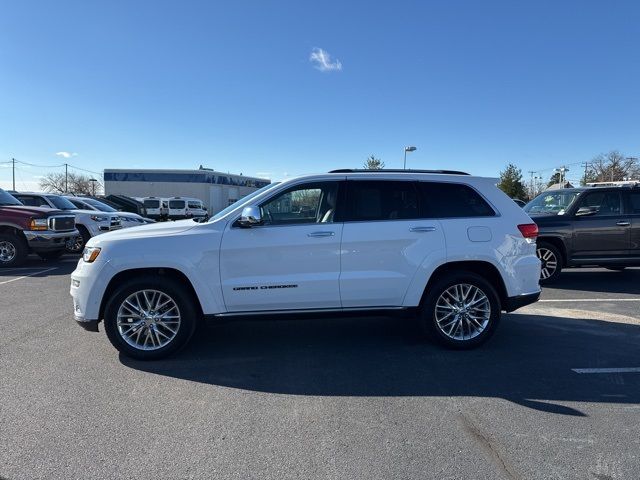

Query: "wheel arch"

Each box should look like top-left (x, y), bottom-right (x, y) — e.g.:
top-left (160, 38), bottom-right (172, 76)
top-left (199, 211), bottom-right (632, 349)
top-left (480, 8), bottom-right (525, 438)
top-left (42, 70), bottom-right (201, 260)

top-left (537, 236), bottom-right (567, 267)
top-left (99, 267), bottom-right (204, 320)
top-left (419, 260), bottom-right (508, 308)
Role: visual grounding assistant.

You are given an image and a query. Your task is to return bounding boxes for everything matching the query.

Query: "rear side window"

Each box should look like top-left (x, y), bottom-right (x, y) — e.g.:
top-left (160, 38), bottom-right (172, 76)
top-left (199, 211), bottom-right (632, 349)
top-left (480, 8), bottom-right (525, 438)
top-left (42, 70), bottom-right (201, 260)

top-left (344, 181), bottom-right (419, 221)
top-left (418, 182), bottom-right (495, 218)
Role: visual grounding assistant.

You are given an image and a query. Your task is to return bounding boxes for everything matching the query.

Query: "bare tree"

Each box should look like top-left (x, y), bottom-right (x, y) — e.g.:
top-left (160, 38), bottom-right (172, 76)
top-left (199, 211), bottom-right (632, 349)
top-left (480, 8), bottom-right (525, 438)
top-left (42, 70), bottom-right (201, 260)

top-left (584, 151), bottom-right (640, 184)
top-left (363, 155), bottom-right (385, 170)
top-left (39, 172), bottom-right (103, 195)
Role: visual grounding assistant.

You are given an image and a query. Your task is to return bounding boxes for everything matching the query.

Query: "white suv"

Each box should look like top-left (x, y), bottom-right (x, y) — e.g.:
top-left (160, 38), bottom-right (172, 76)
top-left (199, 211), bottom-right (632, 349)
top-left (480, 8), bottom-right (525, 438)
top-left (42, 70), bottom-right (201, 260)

top-left (70, 170), bottom-right (541, 359)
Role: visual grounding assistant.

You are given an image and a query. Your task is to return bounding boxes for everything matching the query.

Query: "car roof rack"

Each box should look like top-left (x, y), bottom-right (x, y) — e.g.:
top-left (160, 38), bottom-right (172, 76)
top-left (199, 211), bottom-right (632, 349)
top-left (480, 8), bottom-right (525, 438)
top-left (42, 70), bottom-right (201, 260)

top-left (328, 169), bottom-right (470, 175)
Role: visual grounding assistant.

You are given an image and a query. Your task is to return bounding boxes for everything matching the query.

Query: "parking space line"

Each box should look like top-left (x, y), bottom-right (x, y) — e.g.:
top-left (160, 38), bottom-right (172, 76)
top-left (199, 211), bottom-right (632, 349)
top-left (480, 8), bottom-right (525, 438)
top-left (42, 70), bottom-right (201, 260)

top-left (540, 299), bottom-right (640, 303)
top-left (0, 268), bottom-right (57, 285)
top-left (572, 367), bottom-right (640, 374)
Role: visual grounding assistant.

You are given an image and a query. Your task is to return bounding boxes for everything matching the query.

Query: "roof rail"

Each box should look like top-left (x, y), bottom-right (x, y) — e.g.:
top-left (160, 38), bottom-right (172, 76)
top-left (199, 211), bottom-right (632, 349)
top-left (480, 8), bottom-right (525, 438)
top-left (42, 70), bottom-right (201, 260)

top-left (328, 169), bottom-right (470, 175)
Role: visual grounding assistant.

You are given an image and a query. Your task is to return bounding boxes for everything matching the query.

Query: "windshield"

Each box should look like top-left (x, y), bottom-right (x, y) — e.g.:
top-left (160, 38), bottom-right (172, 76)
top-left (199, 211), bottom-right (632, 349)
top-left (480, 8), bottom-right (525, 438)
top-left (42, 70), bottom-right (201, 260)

top-left (47, 195), bottom-right (78, 210)
top-left (524, 191), bottom-right (582, 215)
top-left (188, 201), bottom-right (202, 209)
top-left (82, 198), bottom-right (117, 212)
top-left (209, 182), bottom-right (279, 222)
top-left (0, 189), bottom-right (22, 206)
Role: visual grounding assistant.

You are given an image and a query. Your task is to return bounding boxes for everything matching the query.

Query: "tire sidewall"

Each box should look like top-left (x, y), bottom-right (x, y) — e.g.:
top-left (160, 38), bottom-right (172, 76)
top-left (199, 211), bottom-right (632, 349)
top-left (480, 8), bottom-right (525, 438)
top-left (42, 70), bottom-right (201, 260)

top-left (420, 271), bottom-right (501, 349)
top-left (66, 226), bottom-right (91, 254)
top-left (104, 277), bottom-right (198, 360)
top-left (537, 242), bottom-right (562, 284)
top-left (0, 233), bottom-right (28, 268)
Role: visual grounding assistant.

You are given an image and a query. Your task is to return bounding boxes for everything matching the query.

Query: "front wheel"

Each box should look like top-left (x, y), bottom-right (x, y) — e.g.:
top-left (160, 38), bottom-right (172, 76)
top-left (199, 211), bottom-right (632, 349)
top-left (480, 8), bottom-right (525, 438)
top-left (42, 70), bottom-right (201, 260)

top-left (537, 242), bottom-right (562, 284)
top-left (66, 226), bottom-right (90, 254)
top-left (419, 271), bottom-right (501, 349)
top-left (0, 234), bottom-right (28, 268)
top-left (103, 276), bottom-right (198, 360)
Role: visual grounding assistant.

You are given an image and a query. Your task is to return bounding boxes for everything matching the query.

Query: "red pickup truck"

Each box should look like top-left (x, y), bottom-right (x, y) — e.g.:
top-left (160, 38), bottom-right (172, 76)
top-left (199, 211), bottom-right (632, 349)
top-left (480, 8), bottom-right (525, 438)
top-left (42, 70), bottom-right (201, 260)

top-left (0, 188), bottom-right (79, 267)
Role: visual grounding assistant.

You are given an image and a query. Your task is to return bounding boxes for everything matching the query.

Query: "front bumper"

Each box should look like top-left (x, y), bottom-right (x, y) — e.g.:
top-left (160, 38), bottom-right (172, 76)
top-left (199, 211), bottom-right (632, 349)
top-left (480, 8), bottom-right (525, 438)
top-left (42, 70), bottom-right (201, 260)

top-left (503, 291), bottom-right (541, 312)
top-left (24, 229), bottom-right (80, 252)
top-left (75, 317), bottom-right (99, 332)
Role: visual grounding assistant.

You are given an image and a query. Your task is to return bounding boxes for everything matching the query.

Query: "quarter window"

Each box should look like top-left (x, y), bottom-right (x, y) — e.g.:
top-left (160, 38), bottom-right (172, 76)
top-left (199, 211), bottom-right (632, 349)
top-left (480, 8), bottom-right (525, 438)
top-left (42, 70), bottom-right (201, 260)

top-left (345, 181), bottom-right (419, 221)
top-left (260, 182), bottom-right (339, 225)
top-left (628, 192), bottom-right (640, 214)
top-left (418, 182), bottom-right (495, 218)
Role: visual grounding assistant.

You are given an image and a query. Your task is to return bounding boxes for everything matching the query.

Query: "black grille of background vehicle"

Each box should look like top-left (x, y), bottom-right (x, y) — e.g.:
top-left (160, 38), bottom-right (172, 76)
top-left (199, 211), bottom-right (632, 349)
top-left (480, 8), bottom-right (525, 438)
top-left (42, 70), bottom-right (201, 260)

top-left (49, 216), bottom-right (76, 232)
top-left (110, 217), bottom-right (121, 228)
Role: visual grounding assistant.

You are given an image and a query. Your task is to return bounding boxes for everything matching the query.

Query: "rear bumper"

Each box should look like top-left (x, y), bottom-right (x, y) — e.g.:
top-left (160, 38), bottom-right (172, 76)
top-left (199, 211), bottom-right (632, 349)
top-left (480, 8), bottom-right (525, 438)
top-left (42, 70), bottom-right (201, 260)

top-left (503, 291), bottom-right (540, 312)
top-left (24, 229), bottom-right (79, 252)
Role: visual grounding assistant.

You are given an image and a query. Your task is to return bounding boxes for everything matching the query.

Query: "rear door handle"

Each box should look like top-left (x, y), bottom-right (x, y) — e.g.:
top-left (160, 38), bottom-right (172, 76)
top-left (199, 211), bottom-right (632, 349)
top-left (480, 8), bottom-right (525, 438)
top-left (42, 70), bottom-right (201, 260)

top-left (616, 221), bottom-right (631, 227)
top-left (410, 226), bottom-right (437, 233)
top-left (308, 231), bottom-right (335, 237)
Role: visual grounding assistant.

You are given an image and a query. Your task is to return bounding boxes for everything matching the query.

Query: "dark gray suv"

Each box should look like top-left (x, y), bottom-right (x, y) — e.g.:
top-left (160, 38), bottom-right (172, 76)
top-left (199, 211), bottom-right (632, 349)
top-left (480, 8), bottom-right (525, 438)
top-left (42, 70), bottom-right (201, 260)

top-left (525, 185), bottom-right (640, 283)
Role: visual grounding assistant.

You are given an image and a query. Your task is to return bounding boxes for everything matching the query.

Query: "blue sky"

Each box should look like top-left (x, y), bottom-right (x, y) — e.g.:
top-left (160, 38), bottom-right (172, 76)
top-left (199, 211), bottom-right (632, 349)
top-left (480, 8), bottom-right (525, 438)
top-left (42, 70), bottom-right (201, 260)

top-left (1, 0), bottom-right (639, 189)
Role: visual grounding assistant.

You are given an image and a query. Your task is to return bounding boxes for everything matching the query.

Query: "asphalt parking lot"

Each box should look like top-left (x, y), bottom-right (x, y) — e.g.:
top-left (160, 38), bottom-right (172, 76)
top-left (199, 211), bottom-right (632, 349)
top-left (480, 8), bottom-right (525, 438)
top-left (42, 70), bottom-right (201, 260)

top-left (1, 258), bottom-right (639, 480)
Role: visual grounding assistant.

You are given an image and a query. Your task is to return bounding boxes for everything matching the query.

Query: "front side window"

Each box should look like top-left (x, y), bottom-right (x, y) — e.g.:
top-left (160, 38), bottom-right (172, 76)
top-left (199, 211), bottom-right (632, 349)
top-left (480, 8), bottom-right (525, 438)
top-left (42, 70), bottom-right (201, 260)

top-left (418, 182), bottom-right (495, 218)
top-left (629, 192), bottom-right (640, 214)
top-left (344, 181), bottom-right (419, 221)
top-left (576, 192), bottom-right (622, 216)
top-left (260, 182), bottom-right (339, 225)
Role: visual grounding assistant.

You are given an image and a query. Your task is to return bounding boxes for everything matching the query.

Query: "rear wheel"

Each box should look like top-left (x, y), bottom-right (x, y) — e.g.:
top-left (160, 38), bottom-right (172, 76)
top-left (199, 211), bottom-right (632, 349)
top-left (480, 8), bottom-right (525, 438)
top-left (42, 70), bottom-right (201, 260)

top-left (0, 233), bottom-right (27, 268)
top-left (419, 271), bottom-right (501, 349)
top-left (104, 276), bottom-right (198, 360)
top-left (537, 242), bottom-right (562, 284)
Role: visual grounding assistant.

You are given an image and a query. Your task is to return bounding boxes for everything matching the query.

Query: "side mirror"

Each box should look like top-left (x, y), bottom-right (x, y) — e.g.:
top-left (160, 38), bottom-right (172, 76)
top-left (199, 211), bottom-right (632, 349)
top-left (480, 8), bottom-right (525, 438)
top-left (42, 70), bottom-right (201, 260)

top-left (575, 206), bottom-right (597, 217)
top-left (238, 206), bottom-right (263, 227)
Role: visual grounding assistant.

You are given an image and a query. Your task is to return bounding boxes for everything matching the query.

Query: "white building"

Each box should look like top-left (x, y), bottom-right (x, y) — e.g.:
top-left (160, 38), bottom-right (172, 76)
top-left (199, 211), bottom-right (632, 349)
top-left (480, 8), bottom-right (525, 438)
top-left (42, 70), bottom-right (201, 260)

top-left (104, 168), bottom-right (270, 214)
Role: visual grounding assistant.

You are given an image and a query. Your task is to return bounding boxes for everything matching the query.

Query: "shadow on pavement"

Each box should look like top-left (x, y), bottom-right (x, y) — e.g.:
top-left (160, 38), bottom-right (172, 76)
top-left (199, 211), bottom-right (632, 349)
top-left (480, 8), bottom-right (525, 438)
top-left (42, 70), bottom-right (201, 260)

top-left (549, 267), bottom-right (640, 295)
top-left (121, 312), bottom-right (640, 416)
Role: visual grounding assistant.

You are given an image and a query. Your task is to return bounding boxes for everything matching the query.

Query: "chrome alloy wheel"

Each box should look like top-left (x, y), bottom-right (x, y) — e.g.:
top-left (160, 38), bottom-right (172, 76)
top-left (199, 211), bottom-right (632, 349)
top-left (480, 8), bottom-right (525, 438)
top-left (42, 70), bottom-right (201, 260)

top-left (0, 241), bottom-right (16, 263)
top-left (434, 284), bottom-right (491, 341)
top-left (116, 290), bottom-right (181, 351)
top-left (66, 236), bottom-right (84, 253)
top-left (537, 247), bottom-right (558, 280)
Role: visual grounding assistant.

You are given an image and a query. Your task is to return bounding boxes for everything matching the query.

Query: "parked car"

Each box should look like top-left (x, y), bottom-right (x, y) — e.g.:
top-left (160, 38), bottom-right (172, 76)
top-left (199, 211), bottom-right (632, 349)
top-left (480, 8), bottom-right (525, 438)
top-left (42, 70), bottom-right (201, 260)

top-left (71, 169), bottom-right (541, 359)
top-left (166, 197), bottom-right (208, 220)
top-left (524, 184), bottom-right (640, 283)
top-left (99, 194), bottom-right (147, 217)
top-left (0, 188), bottom-right (78, 267)
top-left (12, 192), bottom-right (122, 253)
top-left (66, 197), bottom-right (154, 227)
top-left (141, 197), bottom-right (169, 221)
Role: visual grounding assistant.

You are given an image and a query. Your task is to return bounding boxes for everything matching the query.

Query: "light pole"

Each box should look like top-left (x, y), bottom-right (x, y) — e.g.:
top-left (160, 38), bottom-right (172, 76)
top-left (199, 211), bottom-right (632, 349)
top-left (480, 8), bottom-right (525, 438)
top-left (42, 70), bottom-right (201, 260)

top-left (89, 178), bottom-right (97, 196)
top-left (403, 146), bottom-right (416, 170)
top-left (554, 166), bottom-right (569, 186)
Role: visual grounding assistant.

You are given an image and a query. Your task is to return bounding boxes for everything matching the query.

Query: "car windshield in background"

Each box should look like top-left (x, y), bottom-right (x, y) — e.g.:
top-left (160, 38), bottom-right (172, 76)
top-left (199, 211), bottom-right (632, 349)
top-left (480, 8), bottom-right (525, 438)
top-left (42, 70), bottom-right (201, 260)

top-left (0, 189), bottom-right (23, 206)
top-left (524, 191), bottom-right (581, 215)
top-left (210, 182), bottom-right (280, 222)
top-left (82, 198), bottom-right (117, 212)
top-left (47, 195), bottom-right (78, 210)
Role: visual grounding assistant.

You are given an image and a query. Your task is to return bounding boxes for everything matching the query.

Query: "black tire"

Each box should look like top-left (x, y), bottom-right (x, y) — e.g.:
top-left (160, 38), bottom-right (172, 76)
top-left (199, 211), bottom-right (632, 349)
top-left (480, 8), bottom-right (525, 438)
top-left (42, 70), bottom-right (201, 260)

top-left (605, 266), bottom-right (626, 271)
top-left (419, 271), bottom-right (501, 349)
top-left (37, 249), bottom-right (66, 261)
top-left (537, 241), bottom-right (562, 284)
top-left (0, 233), bottom-right (28, 268)
top-left (103, 275), bottom-right (199, 360)
top-left (66, 225), bottom-right (90, 254)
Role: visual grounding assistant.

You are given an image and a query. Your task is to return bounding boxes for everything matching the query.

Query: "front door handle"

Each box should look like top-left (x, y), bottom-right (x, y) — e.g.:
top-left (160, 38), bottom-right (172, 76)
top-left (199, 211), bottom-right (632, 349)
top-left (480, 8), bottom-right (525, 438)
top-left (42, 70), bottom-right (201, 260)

top-left (616, 221), bottom-right (631, 227)
top-left (410, 226), bottom-right (437, 233)
top-left (308, 231), bottom-right (335, 237)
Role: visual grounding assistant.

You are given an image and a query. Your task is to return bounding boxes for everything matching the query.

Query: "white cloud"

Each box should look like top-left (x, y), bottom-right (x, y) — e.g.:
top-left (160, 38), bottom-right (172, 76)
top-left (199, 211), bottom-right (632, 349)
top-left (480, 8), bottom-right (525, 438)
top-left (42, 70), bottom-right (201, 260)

top-left (55, 151), bottom-right (78, 158)
top-left (309, 48), bottom-right (342, 72)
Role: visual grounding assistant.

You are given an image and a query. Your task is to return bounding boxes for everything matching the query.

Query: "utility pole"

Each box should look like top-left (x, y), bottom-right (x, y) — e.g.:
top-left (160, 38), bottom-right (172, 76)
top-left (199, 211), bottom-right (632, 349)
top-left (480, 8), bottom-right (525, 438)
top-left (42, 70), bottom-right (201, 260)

top-left (581, 162), bottom-right (589, 186)
top-left (12, 158), bottom-right (15, 191)
top-left (65, 163), bottom-right (68, 193)
top-left (528, 171), bottom-right (535, 199)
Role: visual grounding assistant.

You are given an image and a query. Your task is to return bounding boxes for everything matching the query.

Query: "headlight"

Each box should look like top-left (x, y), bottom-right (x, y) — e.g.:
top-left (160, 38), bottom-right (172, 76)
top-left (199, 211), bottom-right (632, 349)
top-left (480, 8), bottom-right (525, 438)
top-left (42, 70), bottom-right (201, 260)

top-left (82, 246), bottom-right (101, 263)
top-left (90, 215), bottom-right (109, 222)
top-left (29, 218), bottom-right (48, 231)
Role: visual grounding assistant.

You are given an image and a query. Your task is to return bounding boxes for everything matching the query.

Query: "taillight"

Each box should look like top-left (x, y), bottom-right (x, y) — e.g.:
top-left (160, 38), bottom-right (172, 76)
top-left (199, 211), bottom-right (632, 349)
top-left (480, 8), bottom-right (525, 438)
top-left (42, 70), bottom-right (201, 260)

top-left (517, 223), bottom-right (538, 239)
